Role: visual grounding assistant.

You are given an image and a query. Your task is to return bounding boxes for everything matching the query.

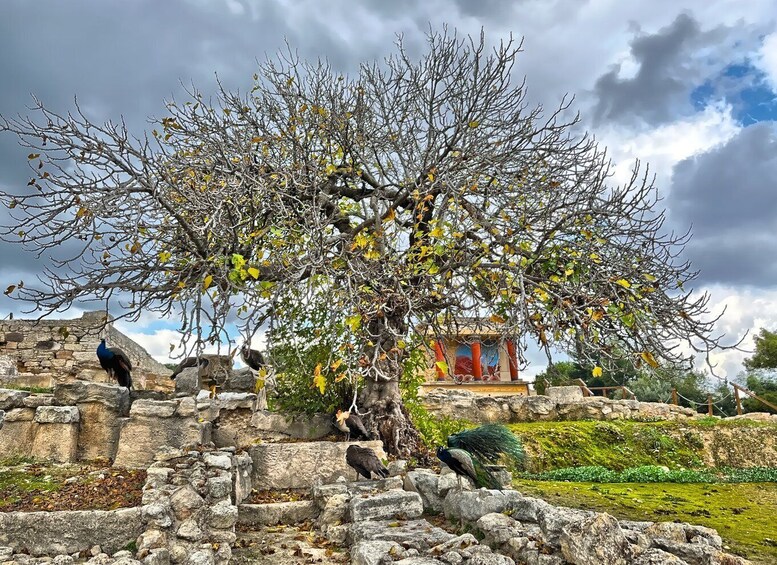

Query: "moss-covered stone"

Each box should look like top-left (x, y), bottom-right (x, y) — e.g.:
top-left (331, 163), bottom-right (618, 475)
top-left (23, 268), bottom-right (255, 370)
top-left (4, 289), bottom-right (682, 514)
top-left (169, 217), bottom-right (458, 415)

top-left (513, 479), bottom-right (777, 565)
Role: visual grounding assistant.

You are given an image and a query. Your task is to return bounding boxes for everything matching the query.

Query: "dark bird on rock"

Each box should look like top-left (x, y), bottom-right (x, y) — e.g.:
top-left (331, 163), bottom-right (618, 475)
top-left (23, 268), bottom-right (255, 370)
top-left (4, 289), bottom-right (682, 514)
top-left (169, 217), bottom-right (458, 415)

top-left (334, 409), bottom-right (372, 441)
top-left (96, 338), bottom-right (133, 389)
top-left (346, 445), bottom-right (389, 480)
top-left (169, 356), bottom-right (210, 380)
top-left (436, 446), bottom-right (501, 490)
top-left (447, 424), bottom-right (526, 468)
top-left (240, 344), bottom-right (265, 372)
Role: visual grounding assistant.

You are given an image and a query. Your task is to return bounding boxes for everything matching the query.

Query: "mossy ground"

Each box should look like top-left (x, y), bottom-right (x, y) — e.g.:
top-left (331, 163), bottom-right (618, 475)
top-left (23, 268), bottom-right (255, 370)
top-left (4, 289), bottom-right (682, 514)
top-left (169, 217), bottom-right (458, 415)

top-left (502, 419), bottom-right (777, 564)
top-left (507, 419), bottom-right (777, 472)
top-left (513, 479), bottom-right (777, 564)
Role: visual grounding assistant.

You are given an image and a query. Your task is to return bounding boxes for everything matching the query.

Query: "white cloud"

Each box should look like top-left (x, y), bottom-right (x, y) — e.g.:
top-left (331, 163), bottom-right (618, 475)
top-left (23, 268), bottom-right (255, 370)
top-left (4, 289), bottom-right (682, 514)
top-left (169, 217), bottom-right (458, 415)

top-left (598, 101), bottom-right (741, 190)
top-left (756, 32), bottom-right (777, 91)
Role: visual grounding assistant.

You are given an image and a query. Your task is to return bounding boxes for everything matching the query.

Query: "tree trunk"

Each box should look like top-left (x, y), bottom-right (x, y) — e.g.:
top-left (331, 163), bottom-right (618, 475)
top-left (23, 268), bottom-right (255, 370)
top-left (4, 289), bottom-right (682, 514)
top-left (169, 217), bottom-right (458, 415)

top-left (361, 376), bottom-right (423, 458)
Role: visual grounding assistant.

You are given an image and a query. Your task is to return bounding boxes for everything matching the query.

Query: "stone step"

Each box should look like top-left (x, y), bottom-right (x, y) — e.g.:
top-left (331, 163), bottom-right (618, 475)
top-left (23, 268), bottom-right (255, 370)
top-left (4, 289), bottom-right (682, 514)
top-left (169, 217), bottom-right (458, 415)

top-left (238, 501), bottom-right (318, 527)
top-left (232, 525), bottom-right (348, 565)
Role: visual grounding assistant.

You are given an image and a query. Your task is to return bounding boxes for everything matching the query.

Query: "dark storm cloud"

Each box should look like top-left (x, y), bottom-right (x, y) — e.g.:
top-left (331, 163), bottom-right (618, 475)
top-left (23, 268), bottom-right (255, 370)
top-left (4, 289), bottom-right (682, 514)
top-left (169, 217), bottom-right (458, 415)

top-left (668, 122), bottom-right (777, 287)
top-left (591, 13), bottom-right (739, 126)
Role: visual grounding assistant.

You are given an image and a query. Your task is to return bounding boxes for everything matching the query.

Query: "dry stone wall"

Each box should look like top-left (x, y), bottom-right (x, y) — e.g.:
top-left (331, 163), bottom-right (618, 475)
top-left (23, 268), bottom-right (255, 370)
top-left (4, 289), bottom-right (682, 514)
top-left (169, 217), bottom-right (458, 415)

top-left (423, 387), bottom-right (699, 423)
top-left (0, 311), bottom-right (170, 391)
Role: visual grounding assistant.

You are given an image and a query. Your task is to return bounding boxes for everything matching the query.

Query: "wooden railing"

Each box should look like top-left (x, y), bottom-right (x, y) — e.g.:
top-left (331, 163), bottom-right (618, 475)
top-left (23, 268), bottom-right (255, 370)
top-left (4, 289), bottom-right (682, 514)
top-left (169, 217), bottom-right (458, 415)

top-left (573, 379), bottom-right (636, 400)
top-left (668, 383), bottom-right (777, 416)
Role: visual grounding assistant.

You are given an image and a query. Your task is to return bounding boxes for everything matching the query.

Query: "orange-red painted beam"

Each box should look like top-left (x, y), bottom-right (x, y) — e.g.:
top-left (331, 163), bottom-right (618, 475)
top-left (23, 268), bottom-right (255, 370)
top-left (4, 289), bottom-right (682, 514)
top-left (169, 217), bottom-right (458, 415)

top-left (506, 340), bottom-right (519, 381)
top-left (471, 341), bottom-right (483, 381)
top-left (433, 340), bottom-right (447, 381)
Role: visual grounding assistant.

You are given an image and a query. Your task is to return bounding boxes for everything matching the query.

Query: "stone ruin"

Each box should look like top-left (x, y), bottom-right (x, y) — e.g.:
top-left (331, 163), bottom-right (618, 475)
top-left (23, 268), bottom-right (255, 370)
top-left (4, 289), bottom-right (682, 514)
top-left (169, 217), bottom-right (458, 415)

top-left (0, 373), bottom-right (768, 563)
top-left (0, 311), bottom-right (170, 391)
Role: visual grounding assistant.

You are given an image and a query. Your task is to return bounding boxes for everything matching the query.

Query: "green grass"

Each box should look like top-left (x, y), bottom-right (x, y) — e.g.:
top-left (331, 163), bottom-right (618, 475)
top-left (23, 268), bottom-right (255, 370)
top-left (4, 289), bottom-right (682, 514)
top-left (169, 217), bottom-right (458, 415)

top-left (513, 479), bottom-right (777, 564)
top-left (0, 384), bottom-right (53, 394)
top-left (507, 419), bottom-right (777, 473)
top-left (0, 469), bottom-right (63, 509)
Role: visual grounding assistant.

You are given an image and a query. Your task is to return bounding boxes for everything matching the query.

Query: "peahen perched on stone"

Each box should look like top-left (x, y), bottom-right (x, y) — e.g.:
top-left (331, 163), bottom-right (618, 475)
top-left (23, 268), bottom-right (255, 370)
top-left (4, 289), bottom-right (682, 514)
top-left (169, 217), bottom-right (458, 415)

top-left (447, 424), bottom-right (526, 468)
top-left (346, 445), bottom-right (389, 480)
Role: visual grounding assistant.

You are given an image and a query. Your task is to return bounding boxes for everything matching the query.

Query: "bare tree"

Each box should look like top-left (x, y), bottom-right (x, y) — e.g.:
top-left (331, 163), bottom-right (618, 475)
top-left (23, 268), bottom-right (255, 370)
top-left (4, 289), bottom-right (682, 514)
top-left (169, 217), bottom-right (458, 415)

top-left (1, 30), bottom-right (730, 455)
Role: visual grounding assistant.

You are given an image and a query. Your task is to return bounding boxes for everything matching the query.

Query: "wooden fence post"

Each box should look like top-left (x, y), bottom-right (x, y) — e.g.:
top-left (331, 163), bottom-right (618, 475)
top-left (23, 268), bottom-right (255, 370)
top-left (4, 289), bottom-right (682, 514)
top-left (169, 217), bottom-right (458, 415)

top-left (734, 386), bottom-right (742, 415)
top-left (707, 394), bottom-right (713, 416)
top-left (672, 388), bottom-right (678, 405)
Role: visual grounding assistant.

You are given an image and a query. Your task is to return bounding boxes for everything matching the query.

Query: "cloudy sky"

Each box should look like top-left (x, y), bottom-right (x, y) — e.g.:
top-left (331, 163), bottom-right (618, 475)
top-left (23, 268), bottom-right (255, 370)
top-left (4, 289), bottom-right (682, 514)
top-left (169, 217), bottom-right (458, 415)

top-left (1, 0), bottom-right (776, 380)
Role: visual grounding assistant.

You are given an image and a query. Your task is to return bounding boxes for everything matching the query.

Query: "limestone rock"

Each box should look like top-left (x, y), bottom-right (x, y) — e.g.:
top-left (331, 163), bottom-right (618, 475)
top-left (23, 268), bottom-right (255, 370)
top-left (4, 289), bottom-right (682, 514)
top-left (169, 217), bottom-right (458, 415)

top-left (249, 410), bottom-right (333, 440)
top-left (475, 512), bottom-right (525, 546)
top-left (169, 485), bottom-right (204, 521)
top-left (632, 548), bottom-right (689, 564)
top-left (443, 489), bottom-right (523, 523)
top-left (348, 490), bottom-right (423, 522)
top-left (0, 508), bottom-right (142, 556)
top-left (351, 540), bottom-right (403, 565)
top-left (53, 382), bottom-right (130, 413)
top-left (250, 440), bottom-right (386, 489)
top-left (347, 519), bottom-right (455, 552)
top-left (238, 501), bottom-right (318, 526)
top-left (34, 405), bottom-right (79, 423)
top-left (206, 500), bottom-right (238, 529)
top-left (546, 386), bottom-right (584, 402)
top-left (0, 389), bottom-right (29, 410)
top-left (559, 513), bottom-right (633, 565)
top-left (404, 469), bottom-right (444, 512)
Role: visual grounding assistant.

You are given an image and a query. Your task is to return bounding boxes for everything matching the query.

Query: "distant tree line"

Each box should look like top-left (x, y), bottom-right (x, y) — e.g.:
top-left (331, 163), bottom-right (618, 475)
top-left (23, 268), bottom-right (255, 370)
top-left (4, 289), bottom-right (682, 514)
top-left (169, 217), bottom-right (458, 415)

top-left (535, 329), bottom-right (777, 416)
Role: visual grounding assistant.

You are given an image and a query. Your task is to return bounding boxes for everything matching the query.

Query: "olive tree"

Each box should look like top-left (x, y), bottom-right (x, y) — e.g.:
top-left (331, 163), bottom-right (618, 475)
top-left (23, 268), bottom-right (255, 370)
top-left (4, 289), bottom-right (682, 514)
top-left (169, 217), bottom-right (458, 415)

top-left (0, 30), bottom-right (729, 455)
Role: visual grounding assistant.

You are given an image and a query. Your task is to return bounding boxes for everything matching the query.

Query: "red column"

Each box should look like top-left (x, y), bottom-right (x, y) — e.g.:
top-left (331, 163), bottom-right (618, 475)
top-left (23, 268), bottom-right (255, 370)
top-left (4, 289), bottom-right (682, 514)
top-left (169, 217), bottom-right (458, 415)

top-left (433, 340), bottom-right (447, 381)
top-left (471, 341), bottom-right (483, 381)
top-left (506, 339), bottom-right (519, 381)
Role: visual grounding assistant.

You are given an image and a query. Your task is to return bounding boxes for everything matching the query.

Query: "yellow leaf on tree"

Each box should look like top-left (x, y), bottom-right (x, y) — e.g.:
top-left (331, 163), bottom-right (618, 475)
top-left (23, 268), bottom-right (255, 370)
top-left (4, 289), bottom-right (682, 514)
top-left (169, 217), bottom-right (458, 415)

top-left (203, 275), bottom-right (213, 290)
top-left (489, 314), bottom-right (506, 324)
top-left (640, 351), bottom-right (659, 368)
top-left (643, 273), bottom-right (657, 282)
top-left (592, 366), bottom-right (603, 378)
top-left (330, 358), bottom-right (344, 371)
top-left (345, 314), bottom-right (362, 331)
top-left (334, 372), bottom-right (347, 382)
top-left (385, 208), bottom-right (396, 222)
top-left (591, 310), bottom-right (604, 321)
top-left (312, 364), bottom-right (326, 394)
top-left (159, 251), bottom-right (172, 263)
top-left (435, 360), bottom-right (448, 374)
top-left (615, 279), bottom-right (631, 289)
top-left (247, 267), bottom-right (260, 279)
top-left (468, 120), bottom-right (479, 128)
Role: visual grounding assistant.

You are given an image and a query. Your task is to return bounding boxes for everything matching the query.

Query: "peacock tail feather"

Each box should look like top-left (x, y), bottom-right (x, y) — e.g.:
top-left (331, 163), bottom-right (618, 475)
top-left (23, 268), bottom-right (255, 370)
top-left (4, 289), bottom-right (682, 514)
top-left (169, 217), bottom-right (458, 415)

top-left (447, 424), bottom-right (526, 468)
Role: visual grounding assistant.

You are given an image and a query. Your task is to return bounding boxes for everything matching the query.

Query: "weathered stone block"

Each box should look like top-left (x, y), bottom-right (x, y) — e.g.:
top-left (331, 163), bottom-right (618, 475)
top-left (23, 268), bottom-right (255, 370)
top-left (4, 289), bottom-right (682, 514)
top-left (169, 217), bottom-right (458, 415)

top-left (238, 501), bottom-right (318, 527)
top-left (0, 508), bottom-right (142, 556)
top-left (347, 519), bottom-right (455, 552)
top-left (131, 400), bottom-right (178, 418)
top-left (22, 394), bottom-right (56, 408)
top-left (0, 409), bottom-right (35, 458)
top-left (31, 419), bottom-right (79, 463)
top-left (0, 389), bottom-right (29, 410)
top-left (35, 405), bottom-right (79, 423)
top-left (250, 440), bottom-right (386, 489)
top-left (546, 386), bottom-right (585, 402)
top-left (114, 409), bottom-right (206, 469)
top-left (559, 513), bottom-right (632, 565)
top-left (404, 469), bottom-right (444, 512)
top-left (206, 501), bottom-right (238, 529)
top-left (348, 490), bottom-right (423, 522)
top-left (443, 489), bottom-right (524, 524)
top-left (249, 410), bottom-right (333, 441)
